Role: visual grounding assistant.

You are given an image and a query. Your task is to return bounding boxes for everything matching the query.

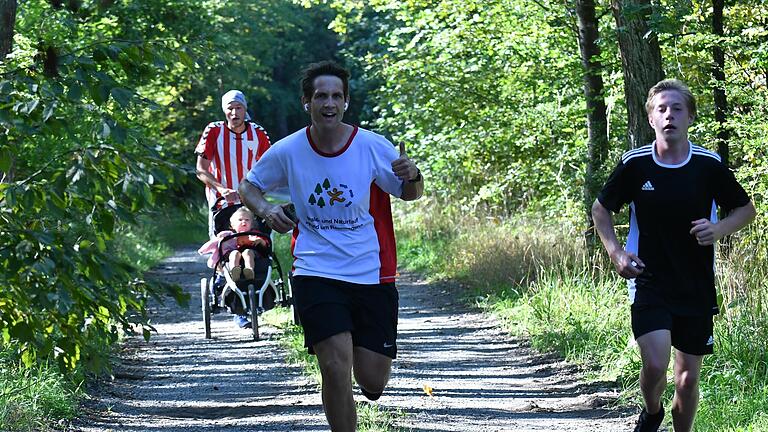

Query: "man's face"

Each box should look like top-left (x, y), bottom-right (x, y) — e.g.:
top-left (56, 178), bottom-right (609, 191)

top-left (648, 90), bottom-right (692, 143)
top-left (307, 75), bottom-right (347, 128)
top-left (225, 102), bottom-right (246, 130)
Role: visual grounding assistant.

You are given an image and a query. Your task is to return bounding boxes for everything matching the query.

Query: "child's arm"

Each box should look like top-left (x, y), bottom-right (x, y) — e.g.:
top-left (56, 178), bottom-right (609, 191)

top-left (248, 235), bottom-right (267, 247)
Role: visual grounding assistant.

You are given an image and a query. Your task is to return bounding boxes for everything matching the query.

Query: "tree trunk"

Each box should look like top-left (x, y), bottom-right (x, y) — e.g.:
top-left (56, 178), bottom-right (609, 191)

top-left (0, 0), bottom-right (17, 60)
top-left (576, 0), bottom-right (609, 245)
top-left (712, 0), bottom-right (729, 168)
top-left (611, 0), bottom-right (664, 149)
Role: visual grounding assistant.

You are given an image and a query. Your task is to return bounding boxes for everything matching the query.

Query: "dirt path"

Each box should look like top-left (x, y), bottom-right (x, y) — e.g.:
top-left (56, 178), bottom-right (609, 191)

top-left (71, 246), bottom-right (636, 432)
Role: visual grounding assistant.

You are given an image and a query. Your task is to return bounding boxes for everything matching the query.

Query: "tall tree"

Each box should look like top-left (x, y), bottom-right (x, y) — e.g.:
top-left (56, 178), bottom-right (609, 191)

top-left (712, 0), bottom-right (729, 167)
top-left (0, 0), bottom-right (16, 60)
top-left (0, 0), bottom-right (17, 184)
top-left (611, 0), bottom-right (664, 149)
top-left (575, 0), bottom-right (609, 238)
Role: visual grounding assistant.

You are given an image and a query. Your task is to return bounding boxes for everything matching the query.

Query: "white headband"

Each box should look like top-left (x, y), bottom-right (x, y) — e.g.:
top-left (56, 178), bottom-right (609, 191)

top-left (221, 90), bottom-right (247, 113)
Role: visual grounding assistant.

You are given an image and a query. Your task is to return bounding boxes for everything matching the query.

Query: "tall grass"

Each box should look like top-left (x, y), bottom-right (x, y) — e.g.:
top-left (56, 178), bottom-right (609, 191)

top-left (0, 351), bottom-right (79, 432)
top-left (394, 199), bottom-right (768, 430)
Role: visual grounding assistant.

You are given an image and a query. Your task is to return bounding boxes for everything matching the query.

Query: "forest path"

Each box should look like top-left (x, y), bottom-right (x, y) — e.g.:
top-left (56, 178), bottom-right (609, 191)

top-left (71, 246), bottom-right (636, 431)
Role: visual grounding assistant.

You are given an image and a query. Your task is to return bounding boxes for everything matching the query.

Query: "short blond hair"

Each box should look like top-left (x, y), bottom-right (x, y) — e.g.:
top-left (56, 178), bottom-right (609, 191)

top-left (229, 206), bottom-right (254, 225)
top-left (645, 79), bottom-right (697, 119)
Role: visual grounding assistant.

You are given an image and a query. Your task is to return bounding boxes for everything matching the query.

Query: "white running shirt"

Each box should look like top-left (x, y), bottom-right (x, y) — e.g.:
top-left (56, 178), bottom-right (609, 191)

top-left (246, 126), bottom-right (403, 285)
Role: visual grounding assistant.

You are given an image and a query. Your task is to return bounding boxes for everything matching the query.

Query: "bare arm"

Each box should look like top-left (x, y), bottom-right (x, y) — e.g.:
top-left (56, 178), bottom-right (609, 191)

top-left (238, 180), bottom-right (295, 234)
top-left (196, 156), bottom-right (238, 203)
top-left (690, 201), bottom-right (757, 246)
top-left (592, 199), bottom-right (644, 279)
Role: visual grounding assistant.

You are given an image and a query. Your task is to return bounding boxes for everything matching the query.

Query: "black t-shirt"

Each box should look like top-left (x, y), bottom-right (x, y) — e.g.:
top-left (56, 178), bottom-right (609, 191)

top-left (598, 142), bottom-right (750, 316)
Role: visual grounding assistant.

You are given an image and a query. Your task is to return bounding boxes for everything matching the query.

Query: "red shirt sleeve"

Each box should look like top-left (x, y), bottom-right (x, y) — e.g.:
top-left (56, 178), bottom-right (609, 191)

top-left (195, 122), bottom-right (220, 160)
top-left (255, 127), bottom-right (271, 160)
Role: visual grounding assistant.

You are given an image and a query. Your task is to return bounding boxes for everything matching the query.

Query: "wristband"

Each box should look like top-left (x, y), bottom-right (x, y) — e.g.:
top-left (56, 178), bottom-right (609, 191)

top-left (408, 168), bottom-right (422, 183)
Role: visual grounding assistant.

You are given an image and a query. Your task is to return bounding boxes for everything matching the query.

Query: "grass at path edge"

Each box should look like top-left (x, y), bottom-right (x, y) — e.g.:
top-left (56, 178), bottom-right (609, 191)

top-left (393, 200), bottom-right (768, 432)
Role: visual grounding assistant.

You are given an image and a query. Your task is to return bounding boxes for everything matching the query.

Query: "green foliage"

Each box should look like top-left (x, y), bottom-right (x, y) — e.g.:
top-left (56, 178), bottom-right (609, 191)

top-left (0, 0), bottom-right (198, 372)
top-left (0, 0), bottom-right (345, 375)
top-left (394, 203), bottom-right (768, 430)
top-left (322, 0), bottom-right (627, 217)
top-left (114, 207), bottom-right (207, 272)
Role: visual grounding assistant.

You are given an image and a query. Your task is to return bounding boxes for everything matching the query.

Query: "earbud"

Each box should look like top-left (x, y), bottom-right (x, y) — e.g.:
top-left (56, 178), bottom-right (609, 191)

top-left (344, 102), bottom-right (348, 111)
top-left (303, 103), bottom-right (309, 112)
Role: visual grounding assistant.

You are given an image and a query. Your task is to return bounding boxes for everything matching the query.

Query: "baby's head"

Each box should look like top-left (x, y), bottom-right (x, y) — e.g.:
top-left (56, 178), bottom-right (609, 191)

top-left (229, 207), bottom-right (254, 233)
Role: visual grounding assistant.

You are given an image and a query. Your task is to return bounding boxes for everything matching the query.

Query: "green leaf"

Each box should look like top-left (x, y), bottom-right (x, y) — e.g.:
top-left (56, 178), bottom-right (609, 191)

top-left (21, 348), bottom-right (35, 367)
top-left (101, 210), bottom-right (115, 234)
top-left (100, 120), bottom-right (111, 139)
top-left (93, 48), bottom-right (108, 62)
top-left (32, 257), bottom-right (56, 275)
top-left (110, 88), bottom-right (132, 108)
top-left (24, 99), bottom-right (40, 115)
top-left (90, 84), bottom-right (111, 106)
top-left (42, 103), bottom-right (56, 122)
top-left (112, 124), bottom-right (127, 143)
top-left (67, 83), bottom-right (82, 101)
top-left (178, 51), bottom-right (194, 68)
top-left (0, 149), bottom-right (12, 173)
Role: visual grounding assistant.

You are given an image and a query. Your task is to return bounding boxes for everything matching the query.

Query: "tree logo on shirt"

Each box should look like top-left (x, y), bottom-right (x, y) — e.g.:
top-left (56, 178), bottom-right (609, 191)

top-left (307, 178), bottom-right (355, 209)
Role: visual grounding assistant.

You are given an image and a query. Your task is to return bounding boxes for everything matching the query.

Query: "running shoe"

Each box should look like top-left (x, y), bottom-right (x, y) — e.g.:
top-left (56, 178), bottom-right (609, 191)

top-left (233, 314), bottom-right (251, 329)
top-left (359, 387), bottom-right (382, 401)
top-left (633, 405), bottom-right (664, 432)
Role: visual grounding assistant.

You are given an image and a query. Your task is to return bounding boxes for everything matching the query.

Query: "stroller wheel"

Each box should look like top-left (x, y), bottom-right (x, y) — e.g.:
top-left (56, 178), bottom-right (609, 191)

top-left (201, 278), bottom-right (212, 339)
top-left (291, 301), bottom-right (301, 326)
top-left (248, 284), bottom-right (260, 341)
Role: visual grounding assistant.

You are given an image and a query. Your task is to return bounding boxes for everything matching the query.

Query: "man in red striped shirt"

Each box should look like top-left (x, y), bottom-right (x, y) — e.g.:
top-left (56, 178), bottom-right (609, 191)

top-left (195, 90), bottom-right (271, 237)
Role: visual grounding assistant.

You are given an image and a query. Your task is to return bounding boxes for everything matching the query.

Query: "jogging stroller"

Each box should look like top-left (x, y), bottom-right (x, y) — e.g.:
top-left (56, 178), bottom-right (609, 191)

top-left (200, 197), bottom-right (293, 341)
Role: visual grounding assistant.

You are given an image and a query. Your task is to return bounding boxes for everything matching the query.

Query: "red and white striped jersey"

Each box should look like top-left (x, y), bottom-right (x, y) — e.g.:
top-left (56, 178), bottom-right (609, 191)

top-left (195, 121), bottom-right (271, 206)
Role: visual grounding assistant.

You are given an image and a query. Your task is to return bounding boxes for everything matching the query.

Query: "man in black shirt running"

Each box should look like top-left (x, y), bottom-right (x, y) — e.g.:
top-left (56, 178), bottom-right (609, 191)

top-left (592, 79), bottom-right (756, 432)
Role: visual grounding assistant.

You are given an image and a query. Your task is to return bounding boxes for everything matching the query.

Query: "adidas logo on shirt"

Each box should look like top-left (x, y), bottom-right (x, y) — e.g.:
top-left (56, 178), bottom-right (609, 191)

top-left (641, 181), bottom-right (655, 191)
top-left (706, 335), bottom-right (715, 346)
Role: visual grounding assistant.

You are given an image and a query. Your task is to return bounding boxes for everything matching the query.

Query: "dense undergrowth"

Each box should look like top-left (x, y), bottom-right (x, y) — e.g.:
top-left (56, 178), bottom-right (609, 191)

top-left (394, 199), bottom-right (768, 432)
top-left (0, 209), bottom-right (206, 432)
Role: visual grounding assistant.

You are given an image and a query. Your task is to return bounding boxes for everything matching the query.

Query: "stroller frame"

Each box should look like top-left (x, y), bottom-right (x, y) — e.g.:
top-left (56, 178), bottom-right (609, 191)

top-left (200, 198), bottom-right (294, 340)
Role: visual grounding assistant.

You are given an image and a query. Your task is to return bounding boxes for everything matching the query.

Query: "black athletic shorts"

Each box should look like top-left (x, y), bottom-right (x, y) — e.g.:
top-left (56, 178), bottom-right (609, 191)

top-left (292, 275), bottom-right (399, 359)
top-left (631, 303), bottom-right (714, 355)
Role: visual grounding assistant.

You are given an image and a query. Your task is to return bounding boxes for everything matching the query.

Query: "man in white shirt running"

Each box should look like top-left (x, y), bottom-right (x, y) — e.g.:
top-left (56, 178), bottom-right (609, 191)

top-left (239, 60), bottom-right (423, 432)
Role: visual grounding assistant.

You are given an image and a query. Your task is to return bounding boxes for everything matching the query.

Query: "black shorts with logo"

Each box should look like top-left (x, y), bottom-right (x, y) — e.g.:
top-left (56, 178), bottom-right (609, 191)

top-left (292, 275), bottom-right (399, 359)
top-left (631, 303), bottom-right (714, 355)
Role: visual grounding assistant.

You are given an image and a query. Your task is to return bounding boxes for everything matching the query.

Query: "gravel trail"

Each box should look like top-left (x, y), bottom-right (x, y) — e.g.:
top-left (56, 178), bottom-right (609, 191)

top-left (71, 246), bottom-right (636, 431)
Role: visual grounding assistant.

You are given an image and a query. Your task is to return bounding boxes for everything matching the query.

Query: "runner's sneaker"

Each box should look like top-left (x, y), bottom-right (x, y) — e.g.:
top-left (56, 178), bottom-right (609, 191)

top-left (633, 405), bottom-right (664, 432)
top-left (359, 387), bottom-right (382, 401)
top-left (233, 314), bottom-right (251, 329)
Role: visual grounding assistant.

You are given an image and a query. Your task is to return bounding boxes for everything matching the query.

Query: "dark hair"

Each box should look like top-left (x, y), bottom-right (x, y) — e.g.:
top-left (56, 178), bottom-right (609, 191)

top-left (645, 79), bottom-right (697, 119)
top-left (300, 61), bottom-right (350, 100)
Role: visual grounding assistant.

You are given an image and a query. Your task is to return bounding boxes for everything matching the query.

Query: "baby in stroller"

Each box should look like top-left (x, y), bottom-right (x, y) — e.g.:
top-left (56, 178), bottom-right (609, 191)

top-left (198, 203), bottom-right (273, 329)
top-left (198, 206), bottom-right (270, 281)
